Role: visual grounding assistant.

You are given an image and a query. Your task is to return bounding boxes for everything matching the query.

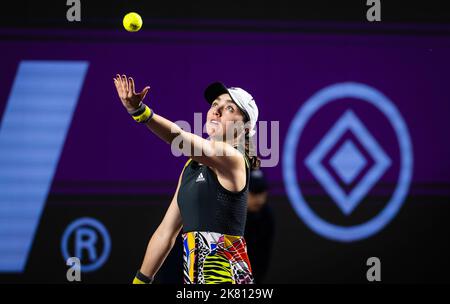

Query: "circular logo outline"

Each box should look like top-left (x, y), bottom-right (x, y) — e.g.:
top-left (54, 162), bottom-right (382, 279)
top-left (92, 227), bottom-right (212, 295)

top-left (282, 82), bottom-right (413, 242)
top-left (61, 217), bottom-right (111, 272)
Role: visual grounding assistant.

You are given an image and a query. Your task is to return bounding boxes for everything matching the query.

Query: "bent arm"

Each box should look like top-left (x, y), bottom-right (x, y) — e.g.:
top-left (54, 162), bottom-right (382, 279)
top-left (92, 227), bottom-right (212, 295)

top-left (145, 113), bottom-right (244, 174)
top-left (113, 74), bottom-right (243, 173)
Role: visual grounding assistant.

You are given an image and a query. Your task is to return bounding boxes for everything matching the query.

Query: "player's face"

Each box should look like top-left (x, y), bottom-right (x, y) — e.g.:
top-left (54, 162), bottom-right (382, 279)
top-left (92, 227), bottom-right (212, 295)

top-left (206, 93), bottom-right (246, 141)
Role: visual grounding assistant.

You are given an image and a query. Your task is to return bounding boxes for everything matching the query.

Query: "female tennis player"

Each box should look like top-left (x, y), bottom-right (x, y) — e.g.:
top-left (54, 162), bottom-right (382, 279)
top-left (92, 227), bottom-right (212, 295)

top-left (113, 75), bottom-right (259, 284)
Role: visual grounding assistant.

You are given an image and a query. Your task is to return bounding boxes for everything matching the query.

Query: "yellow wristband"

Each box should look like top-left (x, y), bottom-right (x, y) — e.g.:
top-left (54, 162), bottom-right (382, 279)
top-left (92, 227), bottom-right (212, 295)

top-left (132, 105), bottom-right (153, 123)
top-left (133, 270), bottom-right (154, 284)
top-left (133, 277), bottom-right (146, 284)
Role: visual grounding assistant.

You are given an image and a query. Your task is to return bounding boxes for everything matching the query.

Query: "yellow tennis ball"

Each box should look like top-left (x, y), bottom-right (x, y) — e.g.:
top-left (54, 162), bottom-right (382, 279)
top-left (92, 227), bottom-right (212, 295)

top-left (123, 12), bottom-right (143, 32)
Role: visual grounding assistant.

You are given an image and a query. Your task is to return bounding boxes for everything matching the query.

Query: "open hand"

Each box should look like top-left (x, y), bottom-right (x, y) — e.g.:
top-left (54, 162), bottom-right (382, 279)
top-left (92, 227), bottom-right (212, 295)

top-left (113, 74), bottom-right (150, 112)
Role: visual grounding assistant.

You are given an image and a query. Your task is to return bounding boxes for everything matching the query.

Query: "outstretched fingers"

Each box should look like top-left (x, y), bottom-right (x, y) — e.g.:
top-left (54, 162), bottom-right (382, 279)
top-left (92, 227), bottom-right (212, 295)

top-left (128, 77), bottom-right (136, 96)
top-left (113, 77), bottom-right (120, 94)
top-left (123, 74), bottom-right (129, 91)
top-left (114, 74), bottom-right (149, 105)
top-left (118, 74), bottom-right (127, 99)
top-left (115, 75), bottom-right (125, 98)
top-left (140, 86), bottom-right (151, 100)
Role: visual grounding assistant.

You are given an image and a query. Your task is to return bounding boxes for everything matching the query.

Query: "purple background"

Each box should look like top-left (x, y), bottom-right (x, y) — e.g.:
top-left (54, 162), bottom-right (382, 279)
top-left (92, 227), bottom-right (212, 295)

top-left (1, 28), bottom-right (450, 196)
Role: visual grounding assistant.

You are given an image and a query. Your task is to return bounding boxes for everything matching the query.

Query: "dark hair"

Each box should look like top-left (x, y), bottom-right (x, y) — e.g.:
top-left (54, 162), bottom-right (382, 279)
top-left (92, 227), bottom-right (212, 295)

top-left (242, 115), bottom-right (260, 170)
top-left (244, 132), bottom-right (260, 170)
top-left (228, 106), bottom-right (260, 170)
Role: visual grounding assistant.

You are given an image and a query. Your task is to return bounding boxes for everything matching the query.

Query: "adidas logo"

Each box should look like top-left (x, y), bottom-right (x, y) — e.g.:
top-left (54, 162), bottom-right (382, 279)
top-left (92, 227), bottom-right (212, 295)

top-left (196, 172), bottom-right (206, 183)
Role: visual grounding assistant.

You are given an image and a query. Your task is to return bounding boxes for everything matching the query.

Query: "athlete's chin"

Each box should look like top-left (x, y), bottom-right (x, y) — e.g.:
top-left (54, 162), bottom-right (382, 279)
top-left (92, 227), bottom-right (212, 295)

top-left (206, 127), bottom-right (223, 138)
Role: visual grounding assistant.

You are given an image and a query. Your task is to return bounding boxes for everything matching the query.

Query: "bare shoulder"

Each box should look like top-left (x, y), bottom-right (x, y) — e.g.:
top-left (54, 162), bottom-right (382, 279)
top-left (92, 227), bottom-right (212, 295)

top-left (214, 141), bottom-right (245, 169)
top-left (212, 148), bottom-right (247, 192)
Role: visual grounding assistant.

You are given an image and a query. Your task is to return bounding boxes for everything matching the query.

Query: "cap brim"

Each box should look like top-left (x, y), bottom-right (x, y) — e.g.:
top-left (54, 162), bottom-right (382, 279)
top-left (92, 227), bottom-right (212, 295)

top-left (204, 82), bottom-right (250, 121)
top-left (204, 82), bottom-right (229, 104)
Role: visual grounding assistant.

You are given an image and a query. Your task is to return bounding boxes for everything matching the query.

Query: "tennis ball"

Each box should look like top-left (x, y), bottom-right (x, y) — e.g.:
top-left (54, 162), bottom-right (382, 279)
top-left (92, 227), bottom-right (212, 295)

top-left (123, 12), bottom-right (143, 32)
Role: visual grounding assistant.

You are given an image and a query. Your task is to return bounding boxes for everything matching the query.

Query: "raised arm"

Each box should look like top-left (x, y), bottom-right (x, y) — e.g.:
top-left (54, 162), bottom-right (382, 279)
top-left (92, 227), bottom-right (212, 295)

top-left (113, 75), bottom-right (244, 174)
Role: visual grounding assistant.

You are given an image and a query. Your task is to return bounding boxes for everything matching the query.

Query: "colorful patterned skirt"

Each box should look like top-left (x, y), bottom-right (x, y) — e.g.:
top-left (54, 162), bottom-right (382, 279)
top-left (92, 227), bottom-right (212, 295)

top-left (182, 231), bottom-right (254, 284)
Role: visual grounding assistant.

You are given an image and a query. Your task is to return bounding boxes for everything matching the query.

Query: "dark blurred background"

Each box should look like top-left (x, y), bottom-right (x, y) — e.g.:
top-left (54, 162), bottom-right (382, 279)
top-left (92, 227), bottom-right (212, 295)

top-left (0, 0), bottom-right (450, 284)
top-left (0, 0), bottom-right (449, 30)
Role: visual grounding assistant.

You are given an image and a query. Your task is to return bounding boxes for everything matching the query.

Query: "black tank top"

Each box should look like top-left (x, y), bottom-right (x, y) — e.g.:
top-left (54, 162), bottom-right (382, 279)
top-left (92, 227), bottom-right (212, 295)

top-left (177, 155), bottom-right (250, 236)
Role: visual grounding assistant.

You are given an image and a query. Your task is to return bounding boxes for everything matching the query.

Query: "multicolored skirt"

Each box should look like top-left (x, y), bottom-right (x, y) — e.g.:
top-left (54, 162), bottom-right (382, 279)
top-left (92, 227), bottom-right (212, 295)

top-left (182, 231), bottom-right (254, 284)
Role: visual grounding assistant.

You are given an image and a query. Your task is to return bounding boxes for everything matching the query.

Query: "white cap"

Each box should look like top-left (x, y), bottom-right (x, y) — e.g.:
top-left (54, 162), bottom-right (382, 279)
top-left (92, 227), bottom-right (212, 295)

top-left (204, 82), bottom-right (259, 137)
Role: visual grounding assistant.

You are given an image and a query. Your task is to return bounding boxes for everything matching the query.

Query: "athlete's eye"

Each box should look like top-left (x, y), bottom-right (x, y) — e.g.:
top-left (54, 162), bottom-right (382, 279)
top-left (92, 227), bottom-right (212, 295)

top-left (226, 106), bottom-right (234, 112)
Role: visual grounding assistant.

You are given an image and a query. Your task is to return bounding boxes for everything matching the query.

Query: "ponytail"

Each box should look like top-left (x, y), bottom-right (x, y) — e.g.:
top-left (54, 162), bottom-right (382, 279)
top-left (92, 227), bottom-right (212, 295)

top-left (244, 131), bottom-right (260, 170)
